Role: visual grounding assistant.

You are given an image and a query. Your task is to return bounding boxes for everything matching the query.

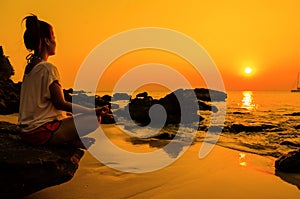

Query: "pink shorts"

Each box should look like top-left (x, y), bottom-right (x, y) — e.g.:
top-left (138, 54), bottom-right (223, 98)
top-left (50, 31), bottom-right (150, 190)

top-left (20, 120), bottom-right (62, 145)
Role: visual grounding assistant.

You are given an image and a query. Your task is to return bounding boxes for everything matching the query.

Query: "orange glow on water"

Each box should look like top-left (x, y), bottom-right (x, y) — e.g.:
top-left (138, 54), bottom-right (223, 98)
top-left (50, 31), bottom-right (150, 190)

top-left (241, 91), bottom-right (256, 111)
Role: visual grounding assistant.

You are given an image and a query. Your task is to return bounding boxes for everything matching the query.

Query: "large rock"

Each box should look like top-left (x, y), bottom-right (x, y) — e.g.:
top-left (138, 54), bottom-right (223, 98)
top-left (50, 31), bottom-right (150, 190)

top-left (0, 46), bottom-right (20, 115)
top-left (0, 122), bottom-right (84, 198)
top-left (114, 88), bottom-right (224, 125)
top-left (275, 149), bottom-right (300, 173)
top-left (0, 46), bottom-right (14, 81)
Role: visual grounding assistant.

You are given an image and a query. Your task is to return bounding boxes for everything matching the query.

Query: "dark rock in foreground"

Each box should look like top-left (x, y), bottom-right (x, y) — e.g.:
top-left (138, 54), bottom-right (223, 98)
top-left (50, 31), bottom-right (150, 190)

top-left (0, 122), bottom-right (84, 198)
top-left (275, 149), bottom-right (300, 173)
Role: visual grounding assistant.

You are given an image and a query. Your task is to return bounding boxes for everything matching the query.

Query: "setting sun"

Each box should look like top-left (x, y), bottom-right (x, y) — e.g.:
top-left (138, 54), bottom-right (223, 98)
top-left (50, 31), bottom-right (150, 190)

top-left (244, 67), bottom-right (253, 74)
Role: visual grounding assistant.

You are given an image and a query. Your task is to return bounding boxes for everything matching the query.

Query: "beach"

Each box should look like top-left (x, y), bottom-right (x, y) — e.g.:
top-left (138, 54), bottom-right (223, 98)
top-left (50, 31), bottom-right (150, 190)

top-left (1, 0), bottom-right (300, 197)
top-left (2, 92), bottom-right (300, 199)
top-left (24, 124), bottom-right (300, 199)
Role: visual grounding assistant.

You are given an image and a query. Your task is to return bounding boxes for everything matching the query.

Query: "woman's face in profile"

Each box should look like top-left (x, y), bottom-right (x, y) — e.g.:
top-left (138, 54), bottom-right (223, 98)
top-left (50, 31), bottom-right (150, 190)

top-left (47, 28), bottom-right (56, 56)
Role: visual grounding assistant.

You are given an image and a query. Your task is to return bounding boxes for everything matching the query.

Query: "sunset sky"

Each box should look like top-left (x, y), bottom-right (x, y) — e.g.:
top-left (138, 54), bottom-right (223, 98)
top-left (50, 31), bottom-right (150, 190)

top-left (1, 0), bottom-right (300, 91)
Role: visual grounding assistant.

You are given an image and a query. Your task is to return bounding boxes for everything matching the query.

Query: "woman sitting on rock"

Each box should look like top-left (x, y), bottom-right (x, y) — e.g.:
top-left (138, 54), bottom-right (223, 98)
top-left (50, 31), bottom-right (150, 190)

top-left (18, 14), bottom-right (110, 149)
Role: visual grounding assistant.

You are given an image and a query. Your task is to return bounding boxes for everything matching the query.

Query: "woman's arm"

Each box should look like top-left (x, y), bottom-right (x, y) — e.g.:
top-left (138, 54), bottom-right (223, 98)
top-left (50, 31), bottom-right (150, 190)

top-left (49, 80), bottom-right (93, 114)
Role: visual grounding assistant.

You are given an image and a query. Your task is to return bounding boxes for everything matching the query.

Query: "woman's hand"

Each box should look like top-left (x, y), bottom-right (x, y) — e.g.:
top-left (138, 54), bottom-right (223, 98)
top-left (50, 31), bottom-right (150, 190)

top-left (95, 105), bottom-right (113, 123)
top-left (95, 105), bottom-right (110, 116)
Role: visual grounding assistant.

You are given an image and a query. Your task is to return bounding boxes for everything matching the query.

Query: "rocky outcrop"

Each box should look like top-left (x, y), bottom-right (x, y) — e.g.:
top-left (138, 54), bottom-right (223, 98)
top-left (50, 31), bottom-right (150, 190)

top-left (275, 149), bottom-right (300, 173)
top-left (0, 46), bottom-right (14, 81)
top-left (114, 88), bottom-right (224, 125)
top-left (194, 88), bottom-right (227, 101)
top-left (0, 46), bottom-right (21, 115)
top-left (0, 122), bottom-right (84, 198)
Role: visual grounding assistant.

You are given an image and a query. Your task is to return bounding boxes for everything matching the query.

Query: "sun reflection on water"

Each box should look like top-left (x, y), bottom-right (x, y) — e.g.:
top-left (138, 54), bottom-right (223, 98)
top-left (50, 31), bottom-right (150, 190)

top-left (241, 91), bottom-right (256, 111)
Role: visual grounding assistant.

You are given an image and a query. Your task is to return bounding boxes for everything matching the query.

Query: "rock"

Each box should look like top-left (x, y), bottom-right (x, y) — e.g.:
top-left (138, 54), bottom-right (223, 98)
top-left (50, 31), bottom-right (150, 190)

top-left (194, 88), bottom-right (227, 101)
top-left (224, 123), bottom-right (277, 133)
top-left (0, 79), bottom-right (21, 115)
top-left (0, 46), bottom-right (20, 115)
top-left (285, 112), bottom-right (300, 116)
top-left (0, 46), bottom-right (14, 81)
top-left (151, 131), bottom-right (176, 140)
top-left (115, 88), bottom-right (222, 125)
top-left (0, 122), bottom-right (84, 198)
top-left (275, 149), bottom-right (300, 173)
top-left (232, 111), bottom-right (250, 115)
top-left (280, 141), bottom-right (300, 147)
top-left (112, 93), bottom-right (131, 100)
top-left (136, 92), bottom-right (149, 99)
top-left (101, 94), bottom-right (112, 102)
top-left (63, 88), bottom-right (73, 102)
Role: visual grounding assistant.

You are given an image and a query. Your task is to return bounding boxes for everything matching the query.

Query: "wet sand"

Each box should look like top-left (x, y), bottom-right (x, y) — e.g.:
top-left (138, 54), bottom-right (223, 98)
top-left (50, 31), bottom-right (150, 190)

top-left (25, 124), bottom-right (300, 199)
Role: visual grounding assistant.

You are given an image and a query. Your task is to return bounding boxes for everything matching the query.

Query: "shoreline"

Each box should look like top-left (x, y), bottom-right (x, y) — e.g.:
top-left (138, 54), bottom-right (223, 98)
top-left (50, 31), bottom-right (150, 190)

top-left (1, 115), bottom-right (300, 198)
top-left (24, 124), bottom-right (300, 199)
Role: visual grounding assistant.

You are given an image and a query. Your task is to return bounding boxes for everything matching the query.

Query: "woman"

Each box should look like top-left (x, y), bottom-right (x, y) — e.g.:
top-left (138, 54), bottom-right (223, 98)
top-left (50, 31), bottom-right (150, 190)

top-left (18, 14), bottom-right (110, 148)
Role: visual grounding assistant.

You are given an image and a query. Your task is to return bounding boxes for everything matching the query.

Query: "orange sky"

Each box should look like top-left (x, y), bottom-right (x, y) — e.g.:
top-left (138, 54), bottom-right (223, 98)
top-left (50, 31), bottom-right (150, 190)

top-left (1, 0), bottom-right (300, 91)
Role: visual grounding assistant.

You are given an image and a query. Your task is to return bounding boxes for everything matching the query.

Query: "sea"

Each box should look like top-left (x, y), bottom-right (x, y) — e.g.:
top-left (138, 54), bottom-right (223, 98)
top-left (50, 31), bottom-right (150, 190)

top-left (1, 90), bottom-right (299, 158)
top-left (217, 91), bottom-right (300, 157)
top-left (107, 90), bottom-right (300, 158)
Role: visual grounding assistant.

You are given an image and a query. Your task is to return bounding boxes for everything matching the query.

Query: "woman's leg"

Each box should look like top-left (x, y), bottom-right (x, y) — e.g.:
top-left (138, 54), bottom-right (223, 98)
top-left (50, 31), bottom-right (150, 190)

top-left (49, 114), bottom-right (99, 148)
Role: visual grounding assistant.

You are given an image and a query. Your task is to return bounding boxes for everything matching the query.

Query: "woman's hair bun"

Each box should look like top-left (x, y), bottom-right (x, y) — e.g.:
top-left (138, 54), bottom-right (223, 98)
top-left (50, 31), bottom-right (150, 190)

top-left (25, 15), bottom-right (39, 31)
top-left (23, 14), bottom-right (40, 52)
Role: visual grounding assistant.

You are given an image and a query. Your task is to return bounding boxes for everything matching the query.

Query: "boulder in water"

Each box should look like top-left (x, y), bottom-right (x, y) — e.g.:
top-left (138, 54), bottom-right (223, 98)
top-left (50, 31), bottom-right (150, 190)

top-left (275, 149), bottom-right (300, 173)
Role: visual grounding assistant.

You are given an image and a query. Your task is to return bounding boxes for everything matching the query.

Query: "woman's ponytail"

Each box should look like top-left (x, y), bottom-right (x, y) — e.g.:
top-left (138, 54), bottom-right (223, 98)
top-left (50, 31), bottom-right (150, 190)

top-left (23, 14), bottom-right (41, 54)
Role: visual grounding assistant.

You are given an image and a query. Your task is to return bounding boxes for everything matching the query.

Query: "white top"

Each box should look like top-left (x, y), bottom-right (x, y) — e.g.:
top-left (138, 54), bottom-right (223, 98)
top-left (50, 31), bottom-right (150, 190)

top-left (18, 61), bottom-right (66, 132)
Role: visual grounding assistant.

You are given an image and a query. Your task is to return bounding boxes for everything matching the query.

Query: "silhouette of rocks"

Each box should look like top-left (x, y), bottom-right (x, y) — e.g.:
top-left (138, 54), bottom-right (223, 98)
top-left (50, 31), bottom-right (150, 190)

top-left (285, 112), bottom-right (300, 116)
top-left (112, 93), bottom-right (130, 100)
top-left (194, 88), bottom-right (227, 101)
top-left (0, 46), bottom-right (21, 114)
top-left (275, 149), bottom-right (300, 173)
top-left (223, 123), bottom-right (277, 133)
top-left (114, 88), bottom-right (224, 125)
top-left (280, 141), bottom-right (300, 147)
top-left (0, 46), bottom-right (14, 81)
top-left (0, 122), bottom-right (84, 198)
